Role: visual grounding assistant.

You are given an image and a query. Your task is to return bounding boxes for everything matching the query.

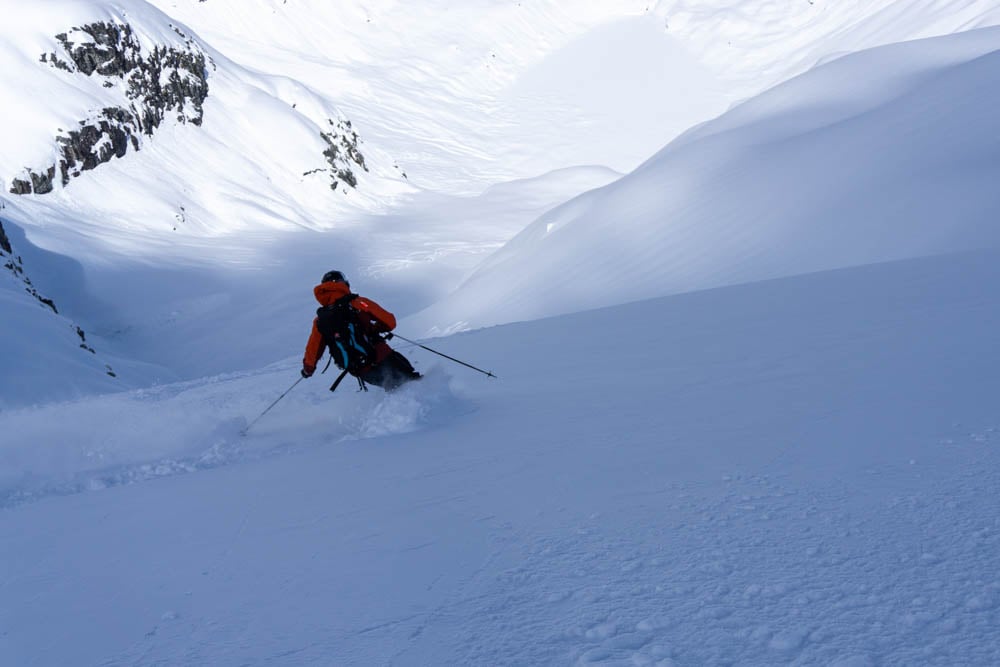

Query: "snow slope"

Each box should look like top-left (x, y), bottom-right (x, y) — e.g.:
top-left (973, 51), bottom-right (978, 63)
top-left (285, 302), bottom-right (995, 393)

top-left (0, 163), bottom-right (621, 408)
top-left (138, 0), bottom-right (1000, 186)
top-left (0, 0), bottom-right (658, 404)
top-left (4, 248), bottom-right (1000, 665)
top-left (144, 0), bottom-right (674, 184)
top-left (0, 217), bottom-right (122, 407)
top-left (651, 0), bottom-right (1000, 98)
top-left (409, 27), bottom-right (1000, 335)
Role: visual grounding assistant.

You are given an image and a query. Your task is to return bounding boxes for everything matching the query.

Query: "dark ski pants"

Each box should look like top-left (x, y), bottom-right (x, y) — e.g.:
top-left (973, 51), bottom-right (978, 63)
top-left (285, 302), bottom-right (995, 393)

top-left (361, 350), bottom-right (421, 391)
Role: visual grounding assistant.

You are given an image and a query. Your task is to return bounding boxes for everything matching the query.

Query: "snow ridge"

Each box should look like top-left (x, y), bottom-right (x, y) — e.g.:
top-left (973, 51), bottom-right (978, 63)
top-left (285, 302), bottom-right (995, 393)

top-left (407, 27), bottom-right (1000, 335)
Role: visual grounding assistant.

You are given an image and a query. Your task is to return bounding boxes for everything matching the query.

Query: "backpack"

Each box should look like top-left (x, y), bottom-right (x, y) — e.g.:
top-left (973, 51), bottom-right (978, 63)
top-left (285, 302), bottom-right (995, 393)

top-left (315, 293), bottom-right (376, 375)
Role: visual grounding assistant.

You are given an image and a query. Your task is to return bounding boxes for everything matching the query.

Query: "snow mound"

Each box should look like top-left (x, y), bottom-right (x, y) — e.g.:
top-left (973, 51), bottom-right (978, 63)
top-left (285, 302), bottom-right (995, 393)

top-left (407, 27), bottom-right (1000, 334)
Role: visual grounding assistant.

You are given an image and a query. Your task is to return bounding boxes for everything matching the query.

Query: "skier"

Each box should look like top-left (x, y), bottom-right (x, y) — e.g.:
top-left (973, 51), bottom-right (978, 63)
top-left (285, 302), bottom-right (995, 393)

top-left (300, 270), bottom-right (421, 391)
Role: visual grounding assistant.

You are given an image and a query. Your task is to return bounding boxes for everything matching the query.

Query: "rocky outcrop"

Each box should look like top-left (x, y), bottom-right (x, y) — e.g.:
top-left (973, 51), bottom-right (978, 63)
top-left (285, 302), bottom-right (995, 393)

top-left (10, 167), bottom-right (57, 196)
top-left (0, 218), bottom-right (11, 255)
top-left (317, 119), bottom-right (369, 191)
top-left (56, 108), bottom-right (140, 186)
top-left (11, 21), bottom-right (210, 195)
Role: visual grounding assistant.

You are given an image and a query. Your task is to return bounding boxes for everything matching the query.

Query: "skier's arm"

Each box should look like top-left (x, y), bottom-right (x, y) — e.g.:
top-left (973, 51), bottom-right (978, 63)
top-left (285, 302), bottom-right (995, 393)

top-left (302, 318), bottom-right (324, 376)
top-left (351, 297), bottom-right (396, 332)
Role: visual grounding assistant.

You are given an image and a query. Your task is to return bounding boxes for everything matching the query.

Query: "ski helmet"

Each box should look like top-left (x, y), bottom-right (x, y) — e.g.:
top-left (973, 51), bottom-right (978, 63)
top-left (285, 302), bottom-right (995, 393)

top-left (321, 270), bottom-right (349, 287)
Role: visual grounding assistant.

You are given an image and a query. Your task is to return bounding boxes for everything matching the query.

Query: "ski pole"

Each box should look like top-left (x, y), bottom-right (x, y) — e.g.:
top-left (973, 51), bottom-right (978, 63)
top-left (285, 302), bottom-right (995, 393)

top-left (390, 333), bottom-right (497, 378)
top-left (242, 376), bottom-right (303, 435)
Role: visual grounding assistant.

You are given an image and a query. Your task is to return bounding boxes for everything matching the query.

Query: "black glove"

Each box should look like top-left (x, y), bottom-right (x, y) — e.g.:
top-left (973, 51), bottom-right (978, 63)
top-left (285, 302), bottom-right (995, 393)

top-left (383, 332), bottom-right (394, 341)
top-left (301, 366), bottom-right (314, 378)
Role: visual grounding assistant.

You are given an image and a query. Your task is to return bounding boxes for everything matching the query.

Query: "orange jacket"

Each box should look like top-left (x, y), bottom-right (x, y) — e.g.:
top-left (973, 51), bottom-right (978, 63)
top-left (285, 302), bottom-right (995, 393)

top-left (303, 281), bottom-right (397, 373)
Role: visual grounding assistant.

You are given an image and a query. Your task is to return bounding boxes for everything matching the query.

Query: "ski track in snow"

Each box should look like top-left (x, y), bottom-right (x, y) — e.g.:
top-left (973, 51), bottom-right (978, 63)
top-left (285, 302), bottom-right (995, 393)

top-left (0, 366), bottom-right (466, 508)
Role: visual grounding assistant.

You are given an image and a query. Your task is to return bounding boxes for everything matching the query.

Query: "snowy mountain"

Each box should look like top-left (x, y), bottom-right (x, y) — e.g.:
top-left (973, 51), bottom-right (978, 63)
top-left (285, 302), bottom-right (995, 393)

top-left (3, 1), bottom-right (1000, 665)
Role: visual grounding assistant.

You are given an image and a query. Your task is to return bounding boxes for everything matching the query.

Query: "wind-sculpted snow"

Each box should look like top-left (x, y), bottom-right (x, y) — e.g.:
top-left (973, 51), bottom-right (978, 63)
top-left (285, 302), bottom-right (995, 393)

top-left (0, 366), bottom-right (465, 508)
top-left (408, 27), bottom-right (1000, 335)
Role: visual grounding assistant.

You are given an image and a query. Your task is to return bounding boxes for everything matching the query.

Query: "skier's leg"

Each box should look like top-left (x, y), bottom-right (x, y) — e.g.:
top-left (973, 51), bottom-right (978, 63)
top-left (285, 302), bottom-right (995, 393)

top-left (359, 364), bottom-right (388, 388)
top-left (362, 351), bottom-right (421, 392)
top-left (387, 350), bottom-right (420, 378)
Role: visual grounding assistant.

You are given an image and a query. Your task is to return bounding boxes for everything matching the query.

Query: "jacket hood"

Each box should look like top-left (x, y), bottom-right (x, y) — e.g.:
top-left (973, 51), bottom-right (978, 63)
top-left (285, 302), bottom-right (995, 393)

top-left (314, 281), bottom-right (351, 306)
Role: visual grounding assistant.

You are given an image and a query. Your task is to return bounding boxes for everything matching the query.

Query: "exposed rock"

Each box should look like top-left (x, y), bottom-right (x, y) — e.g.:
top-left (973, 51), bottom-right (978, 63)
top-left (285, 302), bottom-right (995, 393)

top-left (58, 108), bottom-right (139, 185)
top-left (0, 219), bottom-right (11, 255)
top-left (11, 21), bottom-right (210, 195)
top-left (319, 119), bottom-right (369, 191)
top-left (54, 23), bottom-right (141, 77)
top-left (9, 179), bottom-right (33, 195)
top-left (11, 167), bottom-right (57, 195)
